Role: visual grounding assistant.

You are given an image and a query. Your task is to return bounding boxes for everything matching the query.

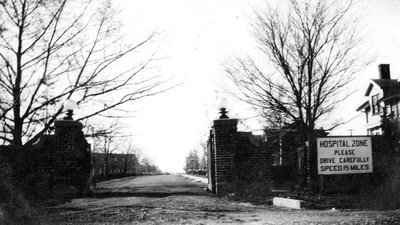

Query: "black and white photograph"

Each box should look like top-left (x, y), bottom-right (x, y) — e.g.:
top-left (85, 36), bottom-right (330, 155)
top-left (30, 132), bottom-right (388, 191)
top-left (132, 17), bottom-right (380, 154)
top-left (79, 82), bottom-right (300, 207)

top-left (0, 0), bottom-right (400, 224)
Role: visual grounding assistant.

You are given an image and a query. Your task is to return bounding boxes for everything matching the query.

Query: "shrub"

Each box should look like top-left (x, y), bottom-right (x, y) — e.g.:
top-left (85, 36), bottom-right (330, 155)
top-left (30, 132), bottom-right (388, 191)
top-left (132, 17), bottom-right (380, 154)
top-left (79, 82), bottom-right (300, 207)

top-left (358, 159), bottom-right (400, 210)
top-left (0, 161), bottom-right (42, 225)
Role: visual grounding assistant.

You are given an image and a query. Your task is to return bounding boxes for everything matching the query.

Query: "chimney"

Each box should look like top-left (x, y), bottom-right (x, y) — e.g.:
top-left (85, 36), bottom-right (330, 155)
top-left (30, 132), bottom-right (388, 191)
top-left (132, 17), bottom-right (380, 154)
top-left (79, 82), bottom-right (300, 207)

top-left (379, 64), bottom-right (390, 79)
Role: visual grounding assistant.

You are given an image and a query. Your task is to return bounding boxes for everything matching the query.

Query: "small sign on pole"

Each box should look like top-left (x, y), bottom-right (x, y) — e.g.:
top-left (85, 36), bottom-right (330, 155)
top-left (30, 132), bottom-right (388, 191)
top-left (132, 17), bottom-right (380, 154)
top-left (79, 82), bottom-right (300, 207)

top-left (317, 136), bottom-right (373, 175)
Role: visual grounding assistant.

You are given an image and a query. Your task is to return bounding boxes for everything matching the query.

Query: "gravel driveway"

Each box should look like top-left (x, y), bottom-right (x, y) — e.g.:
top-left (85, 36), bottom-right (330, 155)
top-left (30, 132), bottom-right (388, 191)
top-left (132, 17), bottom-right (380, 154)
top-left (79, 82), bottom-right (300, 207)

top-left (44, 174), bottom-right (400, 224)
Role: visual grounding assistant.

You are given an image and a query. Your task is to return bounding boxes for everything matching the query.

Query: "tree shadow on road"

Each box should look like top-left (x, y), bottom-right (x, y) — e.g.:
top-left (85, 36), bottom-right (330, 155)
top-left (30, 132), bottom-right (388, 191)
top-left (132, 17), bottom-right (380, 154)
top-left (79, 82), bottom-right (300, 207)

top-left (89, 191), bottom-right (210, 199)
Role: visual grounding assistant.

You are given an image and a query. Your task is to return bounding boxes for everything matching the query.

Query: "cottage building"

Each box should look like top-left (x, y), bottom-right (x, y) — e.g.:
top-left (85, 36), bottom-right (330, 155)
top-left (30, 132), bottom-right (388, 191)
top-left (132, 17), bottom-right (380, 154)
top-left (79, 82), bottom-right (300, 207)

top-left (92, 152), bottom-right (139, 177)
top-left (357, 64), bottom-right (400, 135)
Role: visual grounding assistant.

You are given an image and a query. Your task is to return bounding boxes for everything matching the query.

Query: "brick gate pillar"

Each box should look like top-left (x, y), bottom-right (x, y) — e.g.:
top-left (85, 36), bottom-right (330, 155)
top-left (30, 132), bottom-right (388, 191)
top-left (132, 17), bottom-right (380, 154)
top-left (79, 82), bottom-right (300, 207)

top-left (54, 119), bottom-right (91, 194)
top-left (212, 118), bottom-right (238, 194)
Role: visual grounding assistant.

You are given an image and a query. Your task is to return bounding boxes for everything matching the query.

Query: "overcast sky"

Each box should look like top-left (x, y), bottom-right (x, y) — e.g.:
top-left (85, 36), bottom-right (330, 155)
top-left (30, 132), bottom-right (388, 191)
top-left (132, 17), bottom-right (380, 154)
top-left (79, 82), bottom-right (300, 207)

top-left (107, 0), bottom-right (400, 172)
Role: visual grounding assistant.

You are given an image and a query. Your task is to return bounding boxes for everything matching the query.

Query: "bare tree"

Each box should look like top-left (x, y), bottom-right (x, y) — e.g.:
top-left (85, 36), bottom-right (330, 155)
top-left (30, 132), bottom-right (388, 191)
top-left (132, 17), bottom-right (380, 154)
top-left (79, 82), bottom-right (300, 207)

top-left (226, 0), bottom-right (368, 143)
top-left (0, 0), bottom-right (169, 146)
top-left (184, 149), bottom-right (200, 174)
top-left (121, 139), bottom-right (140, 175)
top-left (87, 121), bottom-right (120, 179)
top-left (224, 0), bottom-right (369, 187)
top-left (137, 156), bottom-right (160, 175)
top-left (199, 140), bottom-right (207, 170)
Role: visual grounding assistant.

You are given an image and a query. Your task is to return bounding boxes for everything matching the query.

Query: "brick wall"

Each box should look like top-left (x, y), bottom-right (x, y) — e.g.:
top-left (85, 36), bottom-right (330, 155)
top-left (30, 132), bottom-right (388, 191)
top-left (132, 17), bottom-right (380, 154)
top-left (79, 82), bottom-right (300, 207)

top-left (54, 120), bottom-right (91, 193)
top-left (210, 118), bottom-right (272, 194)
top-left (213, 119), bottom-right (237, 188)
top-left (209, 118), bottom-right (398, 194)
top-left (0, 119), bottom-right (91, 197)
top-left (234, 132), bottom-right (270, 182)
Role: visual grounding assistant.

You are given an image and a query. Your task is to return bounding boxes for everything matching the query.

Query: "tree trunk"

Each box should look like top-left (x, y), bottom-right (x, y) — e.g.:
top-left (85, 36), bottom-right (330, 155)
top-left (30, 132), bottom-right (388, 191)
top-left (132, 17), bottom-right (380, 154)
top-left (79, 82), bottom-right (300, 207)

top-left (12, 7), bottom-right (25, 147)
top-left (305, 127), bottom-right (317, 191)
top-left (104, 155), bottom-right (109, 180)
top-left (124, 156), bottom-right (128, 175)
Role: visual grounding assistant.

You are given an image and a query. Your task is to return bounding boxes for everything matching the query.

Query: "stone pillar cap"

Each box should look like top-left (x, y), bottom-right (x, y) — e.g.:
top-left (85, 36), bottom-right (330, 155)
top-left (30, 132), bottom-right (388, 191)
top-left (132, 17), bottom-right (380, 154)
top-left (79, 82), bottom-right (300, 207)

top-left (55, 120), bottom-right (83, 128)
top-left (213, 118), bottom-right (238, 127)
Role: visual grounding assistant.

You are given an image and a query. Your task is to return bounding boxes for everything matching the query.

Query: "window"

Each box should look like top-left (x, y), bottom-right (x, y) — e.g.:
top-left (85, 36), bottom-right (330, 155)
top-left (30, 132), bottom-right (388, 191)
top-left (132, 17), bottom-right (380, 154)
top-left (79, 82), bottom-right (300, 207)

top-left (368, 127), bottom-right (382, 135)
top-left (392, 104), bottom-right (398, 118)
top-left (372, 94), bottom-right (380, 114)
top-left (397, 102), bottom-right (400, 118)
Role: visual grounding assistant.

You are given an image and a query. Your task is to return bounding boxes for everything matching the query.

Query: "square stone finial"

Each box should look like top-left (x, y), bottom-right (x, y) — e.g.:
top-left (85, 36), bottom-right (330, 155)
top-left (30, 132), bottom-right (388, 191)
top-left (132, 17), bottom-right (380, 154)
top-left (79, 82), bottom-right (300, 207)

top-left (54, 120), bottom-right (83, 135)
top-left (213, 118), bottom-right (238, 127)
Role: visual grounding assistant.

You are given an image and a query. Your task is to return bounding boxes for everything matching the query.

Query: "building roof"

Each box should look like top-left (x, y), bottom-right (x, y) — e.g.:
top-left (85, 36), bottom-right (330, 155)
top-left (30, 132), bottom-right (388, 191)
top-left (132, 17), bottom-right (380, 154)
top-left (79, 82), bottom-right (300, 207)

top-left (358, 78), bottom-right (400, 111)
top-left (365, 79), bottom-right (399, 96)
top-left (356, 100), bottom-right (370, 111)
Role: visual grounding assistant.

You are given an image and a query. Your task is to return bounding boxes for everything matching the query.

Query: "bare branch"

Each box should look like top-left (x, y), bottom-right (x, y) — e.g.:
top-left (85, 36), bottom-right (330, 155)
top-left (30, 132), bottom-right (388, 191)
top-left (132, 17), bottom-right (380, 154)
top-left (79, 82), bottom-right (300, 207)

top-left (224, 0), bottom-right (369, 133)
top-left (0, 0), bottom-right (172, 146)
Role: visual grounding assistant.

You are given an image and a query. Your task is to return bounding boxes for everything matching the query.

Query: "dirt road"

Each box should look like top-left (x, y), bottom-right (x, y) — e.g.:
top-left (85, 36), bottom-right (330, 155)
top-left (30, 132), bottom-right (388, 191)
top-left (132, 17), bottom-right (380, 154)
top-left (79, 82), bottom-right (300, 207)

top-left (45, 174), bottom-right (400, 224)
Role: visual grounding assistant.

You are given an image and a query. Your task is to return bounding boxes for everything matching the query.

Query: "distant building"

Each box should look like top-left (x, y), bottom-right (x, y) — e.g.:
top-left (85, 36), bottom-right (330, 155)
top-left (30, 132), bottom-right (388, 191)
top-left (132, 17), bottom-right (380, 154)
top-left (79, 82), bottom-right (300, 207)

top-left (357, 64), bottom-right (400, 135)
top-left (92, 152), bottom-right (139, 176)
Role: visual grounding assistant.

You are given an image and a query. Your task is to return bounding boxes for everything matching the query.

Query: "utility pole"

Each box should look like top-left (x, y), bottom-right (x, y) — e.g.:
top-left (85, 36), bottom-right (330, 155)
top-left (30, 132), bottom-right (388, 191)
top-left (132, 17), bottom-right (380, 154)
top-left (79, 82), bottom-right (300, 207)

top-left (347, 129), bottom-right (354, 136)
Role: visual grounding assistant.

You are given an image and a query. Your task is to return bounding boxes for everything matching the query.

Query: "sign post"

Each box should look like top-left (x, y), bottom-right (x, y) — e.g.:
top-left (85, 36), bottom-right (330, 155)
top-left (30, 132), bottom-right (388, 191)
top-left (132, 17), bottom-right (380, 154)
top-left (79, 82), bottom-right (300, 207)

top-left (317, 136), bottom-right (373, 175)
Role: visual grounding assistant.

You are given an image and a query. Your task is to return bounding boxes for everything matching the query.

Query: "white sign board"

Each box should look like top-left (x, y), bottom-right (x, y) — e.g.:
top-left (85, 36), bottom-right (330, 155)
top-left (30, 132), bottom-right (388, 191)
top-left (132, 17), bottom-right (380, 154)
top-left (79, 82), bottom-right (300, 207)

top-left (317, 136), bottom-right (373, 175)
